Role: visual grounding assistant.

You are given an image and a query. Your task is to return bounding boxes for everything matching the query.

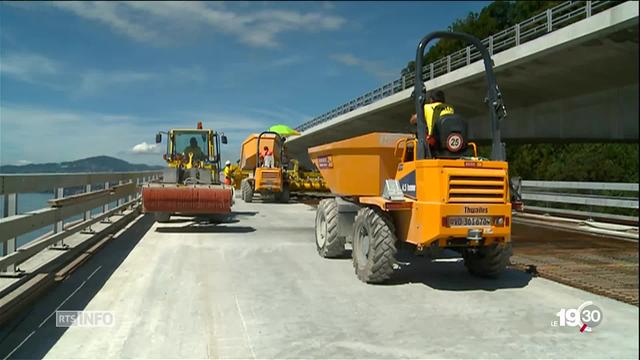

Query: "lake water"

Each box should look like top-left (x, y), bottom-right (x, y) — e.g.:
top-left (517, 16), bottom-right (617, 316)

top-left (0, 193), bottom-right (120, 256)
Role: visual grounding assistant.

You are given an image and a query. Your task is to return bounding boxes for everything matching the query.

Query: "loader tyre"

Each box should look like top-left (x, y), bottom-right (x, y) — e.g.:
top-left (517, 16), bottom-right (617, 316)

top-left (315, 198), bottom-right (346, 258)
top-left (241, 179), bottom-right (253, 203)
top-left (463, 242), bottom-right (512, 278)
top-left (352, 207), bottom-right (397, 283)
top-left (154, 212), bottom-right (171, 223)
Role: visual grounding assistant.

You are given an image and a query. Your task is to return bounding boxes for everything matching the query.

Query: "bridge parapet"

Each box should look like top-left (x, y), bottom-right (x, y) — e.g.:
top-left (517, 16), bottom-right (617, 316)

top-left (0, 171), bottom-right (161, 276)
top-left (514, 179), bottom-right (639, 227)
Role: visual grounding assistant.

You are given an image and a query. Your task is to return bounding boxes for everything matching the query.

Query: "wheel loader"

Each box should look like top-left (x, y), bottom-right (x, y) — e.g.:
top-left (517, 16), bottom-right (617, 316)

top-left (239, 131), bottom-right (290, 203)
top-left (142, 122), bottom-right (234, 222)
top-left (309, 31), bottom-right (513, 283)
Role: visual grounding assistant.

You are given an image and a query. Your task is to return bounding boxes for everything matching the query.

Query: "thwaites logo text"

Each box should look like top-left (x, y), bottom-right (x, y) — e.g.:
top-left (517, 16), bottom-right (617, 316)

top-left (464, 206), bottom-right (488, 214)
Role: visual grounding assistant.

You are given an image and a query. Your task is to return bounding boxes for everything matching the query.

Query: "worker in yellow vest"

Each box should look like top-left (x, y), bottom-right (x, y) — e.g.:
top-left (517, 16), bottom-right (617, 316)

top-left (409, 89), bottom-right (455, 148)
top-left (223, 160), bottom-right (233, 185)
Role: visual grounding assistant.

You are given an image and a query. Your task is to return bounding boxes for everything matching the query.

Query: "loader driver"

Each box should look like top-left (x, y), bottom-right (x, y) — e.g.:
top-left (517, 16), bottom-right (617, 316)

top-left (183, 137), bottom-right (206, 162)
top-left (409, 89), bottom-right (455, 149)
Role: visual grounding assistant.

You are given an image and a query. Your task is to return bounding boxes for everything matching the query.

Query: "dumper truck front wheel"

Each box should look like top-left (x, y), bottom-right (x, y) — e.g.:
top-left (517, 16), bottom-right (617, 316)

top-left (463, 243), bottom-right (512, 278)
top-left (315, 198), bottom-right (345, 258)
top-left (241, 179), bottom-right (253, 203)
top-left (352, 207), bottom-right (397, 283)
top-left (277, 185), bottom-right (290, 203)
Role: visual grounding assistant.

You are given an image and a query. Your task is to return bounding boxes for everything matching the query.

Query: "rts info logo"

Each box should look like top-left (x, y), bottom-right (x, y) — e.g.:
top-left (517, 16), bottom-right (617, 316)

top-left (551, 301), bottom-right (603, 333)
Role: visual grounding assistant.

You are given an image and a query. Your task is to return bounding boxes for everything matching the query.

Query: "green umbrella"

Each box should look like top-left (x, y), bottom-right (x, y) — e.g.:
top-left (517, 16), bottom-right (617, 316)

top-left (269, 124), bottom-right (300, 137)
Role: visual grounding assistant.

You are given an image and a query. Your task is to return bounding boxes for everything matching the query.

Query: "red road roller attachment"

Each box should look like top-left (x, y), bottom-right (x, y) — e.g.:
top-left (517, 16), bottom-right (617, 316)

top-left (142, 185), bottom-right (233, 214)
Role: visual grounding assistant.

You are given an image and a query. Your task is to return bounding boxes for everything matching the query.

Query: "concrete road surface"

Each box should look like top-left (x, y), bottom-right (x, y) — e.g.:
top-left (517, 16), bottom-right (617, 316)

top-left (1, 201), bottom-right (638, 359)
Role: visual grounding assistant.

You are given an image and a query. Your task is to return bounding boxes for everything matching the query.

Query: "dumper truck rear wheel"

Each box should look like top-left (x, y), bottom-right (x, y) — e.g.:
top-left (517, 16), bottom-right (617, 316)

top-left (241, 179), bottom-right (253, 203)
top-left (315, 198), bottom-right (345, 258)
top-left (463, 242), bottom-right (512, 278)
top-left (352, 207), bottom-right (397, 283)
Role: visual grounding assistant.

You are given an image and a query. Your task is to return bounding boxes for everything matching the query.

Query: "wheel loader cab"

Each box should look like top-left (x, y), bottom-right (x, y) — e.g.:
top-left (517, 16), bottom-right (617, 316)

top-left (142, 122), bottom-right (233, 223)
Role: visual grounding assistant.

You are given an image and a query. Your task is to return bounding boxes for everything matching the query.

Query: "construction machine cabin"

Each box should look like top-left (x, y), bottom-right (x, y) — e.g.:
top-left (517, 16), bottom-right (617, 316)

top-left (309, 31), bottom-right (513, 284)
top-left (142, 122), bottom-right (234, 222)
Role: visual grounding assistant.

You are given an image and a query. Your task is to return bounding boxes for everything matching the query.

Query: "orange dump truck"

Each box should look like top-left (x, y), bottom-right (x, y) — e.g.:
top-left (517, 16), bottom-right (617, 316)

top-left (239, 131), bottom-right (289, 203)
top-left (308, 31), bottom-right (513, 283)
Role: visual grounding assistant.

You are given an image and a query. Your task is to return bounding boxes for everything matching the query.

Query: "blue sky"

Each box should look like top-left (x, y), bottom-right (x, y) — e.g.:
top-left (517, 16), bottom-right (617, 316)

top-left (0, 1), bottom-right (488, 166)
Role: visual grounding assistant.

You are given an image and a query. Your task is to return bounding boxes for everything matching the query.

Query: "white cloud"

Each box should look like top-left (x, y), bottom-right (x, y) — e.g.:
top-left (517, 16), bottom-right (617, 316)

top-left (330, 53), bottom-right (397, 81)
top-left (78, 70), bottom-right (157, 95)
top-left (14, 160), bottom-right (32, 166)
top-left (269, 55), bottom-right (305, 68)
top-left (131, 142), bottom-right (162, 154)
top-left (50, 2), bottom-right (158, 43)
top-left (43, 1), bottom-right (345, 48)
top-left (0, 52), bottom-right (63, 88)
top-left (0, 50), bottom-right (204, 97)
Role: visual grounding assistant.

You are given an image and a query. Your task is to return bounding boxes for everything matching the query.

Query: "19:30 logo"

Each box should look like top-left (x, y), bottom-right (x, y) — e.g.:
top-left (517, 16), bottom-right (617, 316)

top-left (552, 301), bottom-right (603, 333)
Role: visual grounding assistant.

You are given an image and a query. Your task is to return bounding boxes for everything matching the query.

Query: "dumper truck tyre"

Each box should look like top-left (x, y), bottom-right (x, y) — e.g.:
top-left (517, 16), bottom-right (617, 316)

top-left (154, 212), bottom-right (171, 223)
top-left (315, 198), bottom-right (345, 258)
top-left (241, 179), bottom-right (253, 203)
top-left (352, 207), bottom-right (397, 283)
top-left (463, 242), bottom-right (512, 278)
top-left (277, 185), bottom-right (290, 203)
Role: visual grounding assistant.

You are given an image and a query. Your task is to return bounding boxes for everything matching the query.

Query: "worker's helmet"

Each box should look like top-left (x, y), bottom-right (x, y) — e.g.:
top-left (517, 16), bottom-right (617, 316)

top-left (225, 160), bottom-right (231, 166)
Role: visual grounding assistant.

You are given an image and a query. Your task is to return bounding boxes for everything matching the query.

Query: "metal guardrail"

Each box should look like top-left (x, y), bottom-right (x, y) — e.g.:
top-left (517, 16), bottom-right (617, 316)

top-left (295, 0), bottom-right (623, 132)
top-left (0, 171), bottom-right (162, 275)
top-left (515, 179), bottom-right (639, 223)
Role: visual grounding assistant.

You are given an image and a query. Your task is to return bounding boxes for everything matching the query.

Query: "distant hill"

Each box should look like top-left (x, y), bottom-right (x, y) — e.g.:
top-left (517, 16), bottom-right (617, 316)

top-left (0, 156), bottom-right (164, 174)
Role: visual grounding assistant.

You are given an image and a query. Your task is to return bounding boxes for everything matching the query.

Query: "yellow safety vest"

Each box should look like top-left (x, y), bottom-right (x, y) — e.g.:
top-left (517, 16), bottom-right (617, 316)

top-left (424, 102), bottom-right (454, 136)
top-left (223, 166), bottom-right (231, 177)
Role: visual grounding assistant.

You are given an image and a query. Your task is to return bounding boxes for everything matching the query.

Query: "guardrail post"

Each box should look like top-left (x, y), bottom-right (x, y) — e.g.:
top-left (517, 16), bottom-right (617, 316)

top-left (101, 181), bottom-right (112, 224)
top-left (118, 180), bottom-right (124, 214)
top-left (546, 8), bottom-right (553, 32)
top-left (127, 179), bottom-right (134, 209)
top-left (429, 63), bottom-right (434, 80)
top-left (446, 55), bottom-right (451, 73)
top-left (81, 183), bottom-right (95, 234)
top-left (586, 0), bottom-right (592, 17)
top-left (466, 46), bottom-right (471, 65)
top-left (1, 193), bottom-right (19, 275)
top-left (515, 23), bottom-right (520, 46)
top-left (489, 35), bottom-right (494, 55)
top-left (51, 187), bottom-right (68, 250)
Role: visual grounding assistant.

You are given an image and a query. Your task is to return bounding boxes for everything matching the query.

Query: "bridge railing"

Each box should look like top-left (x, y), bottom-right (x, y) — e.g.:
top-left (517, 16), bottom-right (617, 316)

top-left (513, 179), bottom-right (639, 224)
top-left (295, 0), bottom-right (623, 133)
top-left (0, 171), bottom-right (161, 276)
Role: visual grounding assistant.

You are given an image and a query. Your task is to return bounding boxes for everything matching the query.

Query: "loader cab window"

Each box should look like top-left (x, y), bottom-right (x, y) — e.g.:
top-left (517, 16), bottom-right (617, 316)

top-left (173, 131), bottom-right (209, 160)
